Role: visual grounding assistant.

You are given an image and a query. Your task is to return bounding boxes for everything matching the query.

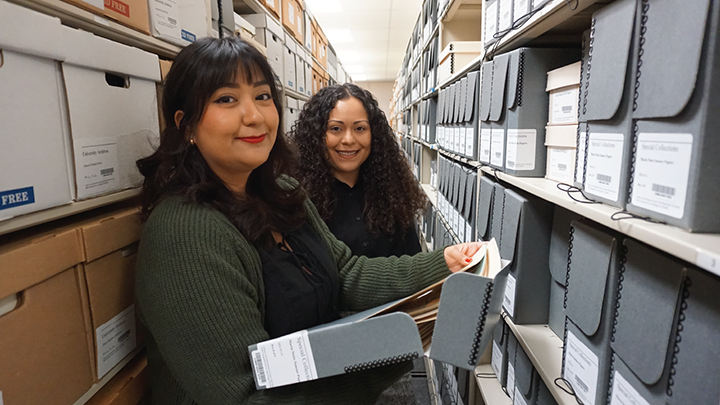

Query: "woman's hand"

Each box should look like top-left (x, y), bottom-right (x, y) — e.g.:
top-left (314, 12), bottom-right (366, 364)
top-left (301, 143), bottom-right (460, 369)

top-left (443, 242), bottom-right (489, 273)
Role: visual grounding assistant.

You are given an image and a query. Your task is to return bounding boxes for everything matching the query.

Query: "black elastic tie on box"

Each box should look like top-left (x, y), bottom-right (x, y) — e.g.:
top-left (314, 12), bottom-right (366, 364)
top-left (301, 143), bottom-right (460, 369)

top-left (564, 0), bottom-right (580, 11)
top-left (556, 183), bottom-right (601, 204)
top-left (475, 372), bottom-right (496, 378)
top-left (610, 210), bottom-right (665, 224)
top-left (554, 378), bottom-right (585, 404)
top-left (486, 1), bottom-right (550, 60)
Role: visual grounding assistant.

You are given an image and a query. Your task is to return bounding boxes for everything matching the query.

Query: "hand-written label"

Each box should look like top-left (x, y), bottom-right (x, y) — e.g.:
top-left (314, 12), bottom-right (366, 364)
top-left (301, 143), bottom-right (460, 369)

top-left (514, 385), bottom-right (529, 405)
top-left (506, 129), bottom-right (537, 171)
top-left (630, 133), bottom-right (692, 219)
top-left (551, 89), bottom-right (579, 124)
top-left (564, 330), bottom-right (598, 405)
top-left (481, 128), bottom-right (492, 163)
top-left (97, 305), bottom-right (137, 378)
top-left (507, 361), bottom-right (516, 401)
top-left (75, 137), bottom-right (119, 198)
top-left (575, 131), bottom-right (587, 184)
top-left (254, 330), bottom-right (317, 388)
top-left (585, 133), bottom-right (624, 201)
top-left (491, 129), bottom-right (505, 167)
top-left (491, 341), bottom-right (503, 378)
top-left (610, 370), bottom-right (651, 405)
top-left (503, 274), bottom-right (516, 318)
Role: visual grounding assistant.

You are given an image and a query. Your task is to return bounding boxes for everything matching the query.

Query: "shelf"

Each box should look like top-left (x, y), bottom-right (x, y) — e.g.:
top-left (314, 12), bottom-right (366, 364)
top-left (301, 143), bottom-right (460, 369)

top-left (474, 364), bottom-right (512, 405)
top-left (438, 149), bottom-right (481, 168)
top-left (442, 0), bottom-right (483, 22)
top-left (284, 87), bottom-right (310, 102)
top-left (71, 345), bottom-right (145, 405)
top-left (0, 188), bottom-right (141, 237)
top-left (422, 24), bottom-right (441, 53)
top-left (8, 0), bottom-right (181, 59)
top-left (437, 53), bottom-right (484, 89)
top-left (422, 90), bottom-right (438, 99)
top-left (505, 319), bottom-right (576, 405)
top-left (480, 167), bottom-right (720, 277)
top-left (422, 184), bottom-right (438, 207)
top-left (489, 0), bottom-right (606, 56)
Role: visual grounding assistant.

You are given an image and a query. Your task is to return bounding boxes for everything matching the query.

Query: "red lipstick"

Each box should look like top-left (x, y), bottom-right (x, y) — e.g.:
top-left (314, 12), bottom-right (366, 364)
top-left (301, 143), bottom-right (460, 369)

top-left (239, 134), bottom-right (266, 144)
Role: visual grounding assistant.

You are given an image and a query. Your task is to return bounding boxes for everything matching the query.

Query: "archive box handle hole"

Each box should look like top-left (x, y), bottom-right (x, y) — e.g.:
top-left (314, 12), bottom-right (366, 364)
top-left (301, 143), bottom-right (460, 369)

top-left (106, 72), bottom-right (130, 89)
top-left (0, 293), bottom-right (21, 318)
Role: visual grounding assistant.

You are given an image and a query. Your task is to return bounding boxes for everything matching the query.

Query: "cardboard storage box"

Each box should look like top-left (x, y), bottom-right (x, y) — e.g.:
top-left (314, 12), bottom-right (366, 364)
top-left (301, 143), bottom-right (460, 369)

top-left (282, 0), bottom-right (303, 43)
top-left (61, 26), bottom-right (161, 200)
top-left (86, 350), bottom-right (149, 405)
top-left (74, 207), bottom-right (145, 380)
top-left (0, 1), bottom-right (74, 220)
top-left (437, 41), bottom-right (482, 83)
top-left (242, 13), bottom-right (285, 84)
top-left (61, 0), bottom-right (150, 34)
top-left (546, 61), bottom-right (581, 125)
top-left (545, 124), bottom-right (577, 184)
top-left (262, 0), bottom-right (281, 19)
top-left (0, 225), bottom-right (93, 405)
top-left (304, 9), bottom-right (314, 51)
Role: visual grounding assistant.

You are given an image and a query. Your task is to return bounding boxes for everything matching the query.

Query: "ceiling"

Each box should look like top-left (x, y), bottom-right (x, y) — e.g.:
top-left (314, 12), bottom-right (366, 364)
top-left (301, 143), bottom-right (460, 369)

top-left (305, 0), bottom-right (424, 82)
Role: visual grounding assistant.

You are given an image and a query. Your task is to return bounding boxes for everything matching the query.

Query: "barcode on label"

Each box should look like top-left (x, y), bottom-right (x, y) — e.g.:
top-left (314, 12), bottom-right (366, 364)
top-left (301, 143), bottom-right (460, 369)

top-left (558, 163), bottom-right (567, 170)
top-left (574, 375), bottom-right (589, 393)
top-left (101, 168), bottom-right (114, 176)
top-left (562, 106), bottom-right (572, 113)
top-left (503, 296), bottom-right (511, 307)
top-left (597, 173), bottom-right (612, 184)
top-left (495, 152), bottom-right (502, 158)
top-left (253, 350), bottom-right (267, 386)
top-left (507, 160), bottom-right (515, 167)
top-left (652, 183), bottom-right (676, 197)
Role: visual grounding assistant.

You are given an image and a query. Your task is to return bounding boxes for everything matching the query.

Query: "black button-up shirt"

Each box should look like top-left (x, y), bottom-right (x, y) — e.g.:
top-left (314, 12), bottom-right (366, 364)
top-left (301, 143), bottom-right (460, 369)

top-left (326, 179), bottom-right (422, 258)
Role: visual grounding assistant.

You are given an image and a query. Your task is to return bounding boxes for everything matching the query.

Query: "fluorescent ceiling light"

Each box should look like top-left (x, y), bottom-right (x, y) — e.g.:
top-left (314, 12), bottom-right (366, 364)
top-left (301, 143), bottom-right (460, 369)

top-left (352, 74), bottom-right (368, 81)
top-left (324, 29), bottom-right (354, 44)
top-left (344, 65), bottom-right (365, 74)
top-left (336, 51), bottom-right (360, 63)
top-left (305, 0), bottom-right (343, 13)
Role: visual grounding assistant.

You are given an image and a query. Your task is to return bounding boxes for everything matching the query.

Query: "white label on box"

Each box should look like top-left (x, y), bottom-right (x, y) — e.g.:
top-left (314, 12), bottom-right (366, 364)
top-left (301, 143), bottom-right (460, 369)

top-left (466, 127), bottom-right (475, 157)
top-left (506, 129), bottom-right (537, 171)
top-left (514, 0), bottom-right (528, 14)
top-left (93, 15), bottom-right (110, 26)
top-left (83, 0), bottom-right (104, 8)
top-left (297, 15), bottom-right (302, 31)
top-left (491, 129), bottom-right (505, 166)
top-left (460, 127), bottom-right (468, 155)
top-left (491, 341), bottom-right (503, 377)
top-left (503, 274), bottom-right (516, 317)
top-left (466, 221), bottom-right (472, 243)
top-left (288, 4), bottom-right (295, 25)
top-left (514, 386), bottom-right (529, 405)
top-left (575, 131), bottom-right (587, 184)
top-left (481, 128), bottom-right (492, 163)
top-left (507, 361), bottom-right (516, 401)
top-left (630, 133), bottom-right (692, 219)
top-left (96, 305), bottom-right (137, 378)
top-left (697, 251), bottom-right (720, 274)
top-left (585, 133), bottom-right (624, 201)
top-left (254, 330), bottom-right (317, 388)
top-left (551, 89), bottom-right (579, 124)
top-left (267, 0), bottom-right (275, 7)
top-left (486, 1), bottom-right (498, 39)
top-left (549, 147), bottom-right (576, 184)
top-left (610, 370), bottom-right (651, 405)
top-left (75, 137), bottom-right (120, 198)
top-left (151, 0), bottom-right (181, 40)
top-left (564, 331), bottom-right (599, 405)
top-left (499, 0), bottom-right (513, 31)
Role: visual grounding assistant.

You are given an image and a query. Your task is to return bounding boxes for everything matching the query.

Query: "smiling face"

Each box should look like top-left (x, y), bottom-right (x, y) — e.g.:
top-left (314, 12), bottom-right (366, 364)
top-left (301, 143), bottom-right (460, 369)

top-left (324, 96), bottom-right (372, 187)
top-left (189, 68), bottom-right (279, 193)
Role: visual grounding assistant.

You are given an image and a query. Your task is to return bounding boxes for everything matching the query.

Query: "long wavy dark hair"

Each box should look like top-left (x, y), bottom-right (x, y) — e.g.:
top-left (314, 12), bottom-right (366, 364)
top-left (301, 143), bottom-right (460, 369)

top-left (291, 84), bottom-right (426, 237)
top-left (137, 36), bottom-right (306, 247)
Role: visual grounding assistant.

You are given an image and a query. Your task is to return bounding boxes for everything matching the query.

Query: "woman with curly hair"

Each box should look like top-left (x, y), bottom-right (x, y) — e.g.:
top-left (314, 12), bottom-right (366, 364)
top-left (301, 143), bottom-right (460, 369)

top-left (293, 84), bottom-right (427, 259)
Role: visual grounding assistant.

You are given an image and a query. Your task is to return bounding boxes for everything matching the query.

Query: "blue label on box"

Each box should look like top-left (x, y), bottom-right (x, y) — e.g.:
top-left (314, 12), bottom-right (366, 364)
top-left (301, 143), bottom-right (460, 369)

top-left (181, 30), bottom-right (196, 43)
top-left (0, 187), bottom-right (35, 211)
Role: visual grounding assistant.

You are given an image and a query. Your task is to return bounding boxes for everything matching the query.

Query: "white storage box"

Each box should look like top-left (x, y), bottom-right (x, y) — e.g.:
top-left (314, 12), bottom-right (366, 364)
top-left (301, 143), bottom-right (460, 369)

top-left (0, 1), bottom-right (74, 220)
top-left (438, 41), bottom-right (483, 83)
top-left (284, 97), bottom-right (300, 134)
top-left (546, 61), bottom-right (581, 125)
top-left (242, 14), bottom-right (285, 85)
top-left (545, 124), bottom-right (578, 184)
top-left (283, 32), bottom-right (297, 91)
top-left (148, 0), bottom-right (184, 46)
top-left (61, 26), bottom-right (161, 200)
top-left (178, 0), bottom-right (210, 44)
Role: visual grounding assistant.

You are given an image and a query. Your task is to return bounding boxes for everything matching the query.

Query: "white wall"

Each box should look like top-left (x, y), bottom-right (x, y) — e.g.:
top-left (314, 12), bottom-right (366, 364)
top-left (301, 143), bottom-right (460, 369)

top-left (355, 81), bottom-right (394, 119)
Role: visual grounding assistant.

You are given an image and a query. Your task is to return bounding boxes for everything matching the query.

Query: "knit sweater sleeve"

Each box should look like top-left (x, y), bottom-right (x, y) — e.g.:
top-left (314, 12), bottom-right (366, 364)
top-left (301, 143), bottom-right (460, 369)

top-left (303, 199), bottom-right (452, 311)
top-left (136, 198), bottom-right (411, 405)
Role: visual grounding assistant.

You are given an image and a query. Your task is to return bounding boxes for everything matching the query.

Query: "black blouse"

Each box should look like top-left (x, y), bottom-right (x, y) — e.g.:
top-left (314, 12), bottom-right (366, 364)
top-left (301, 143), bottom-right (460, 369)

top-left (326, 179), bottom-right (422, 258)
top-left (258, 223), bottom-right (340, 339)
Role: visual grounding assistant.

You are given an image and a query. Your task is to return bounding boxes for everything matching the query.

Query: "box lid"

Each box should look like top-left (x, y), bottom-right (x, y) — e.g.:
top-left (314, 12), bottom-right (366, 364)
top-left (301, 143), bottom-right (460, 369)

top-left (284, 32), bottom-right (297, 52)
top-left (242, 13), bottom-right (284, 38)
top-left (62, 26), bottom-right (161, 82)
top-left (545, 124), bottom-right (578, 147)
top-left (0, 1), bottom-right (65, 61)
top-left (489, 53), bottom-right (510, 122)
top-left (77, 207), bottom-right (143, 263)
top-left (480, 61), bottom-right (493, 121)
top-left (546, 61), bottom-right (581, 92)
top-left (234, 12), bottom-right (257, 36)
top-left (632, 0), bottom-right (711, 119)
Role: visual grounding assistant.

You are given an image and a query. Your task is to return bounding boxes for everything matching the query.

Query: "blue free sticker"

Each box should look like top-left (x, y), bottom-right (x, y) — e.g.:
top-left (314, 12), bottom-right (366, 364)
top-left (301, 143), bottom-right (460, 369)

top-left (0, 187), bottom-right (35, 211)
top-left (181, 30), bottom-right (196, 43)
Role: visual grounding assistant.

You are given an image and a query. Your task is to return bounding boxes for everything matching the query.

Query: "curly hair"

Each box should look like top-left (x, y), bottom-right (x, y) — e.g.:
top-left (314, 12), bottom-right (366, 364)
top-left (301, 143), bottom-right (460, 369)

top-left (291, 83), bottom-right (426, 237)
top-left (136, 36), bottom-right (306, 248)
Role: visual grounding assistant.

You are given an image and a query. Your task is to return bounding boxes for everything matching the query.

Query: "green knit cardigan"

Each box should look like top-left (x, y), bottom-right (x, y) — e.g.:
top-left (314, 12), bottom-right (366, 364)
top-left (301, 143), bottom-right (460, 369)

top-left (135, 193), bottom-right (450, 405)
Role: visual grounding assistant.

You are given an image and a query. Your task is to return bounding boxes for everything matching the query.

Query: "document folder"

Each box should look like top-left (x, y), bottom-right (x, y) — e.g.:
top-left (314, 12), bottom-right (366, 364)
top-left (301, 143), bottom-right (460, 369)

top-left (477, 176), bottom-right (496, 241)
top-left (489, 53), bottom-right (510, 171)
top-left (562, 220), bottom-right (622, 405)
top-left (491, 316), bottom-right (510, 386)
top-left (626, 0), bottom-right (720, 232)
top-left (547, 206), bottom-right (583, 338)
top-left (515, 344), bottom-right (539, 405)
